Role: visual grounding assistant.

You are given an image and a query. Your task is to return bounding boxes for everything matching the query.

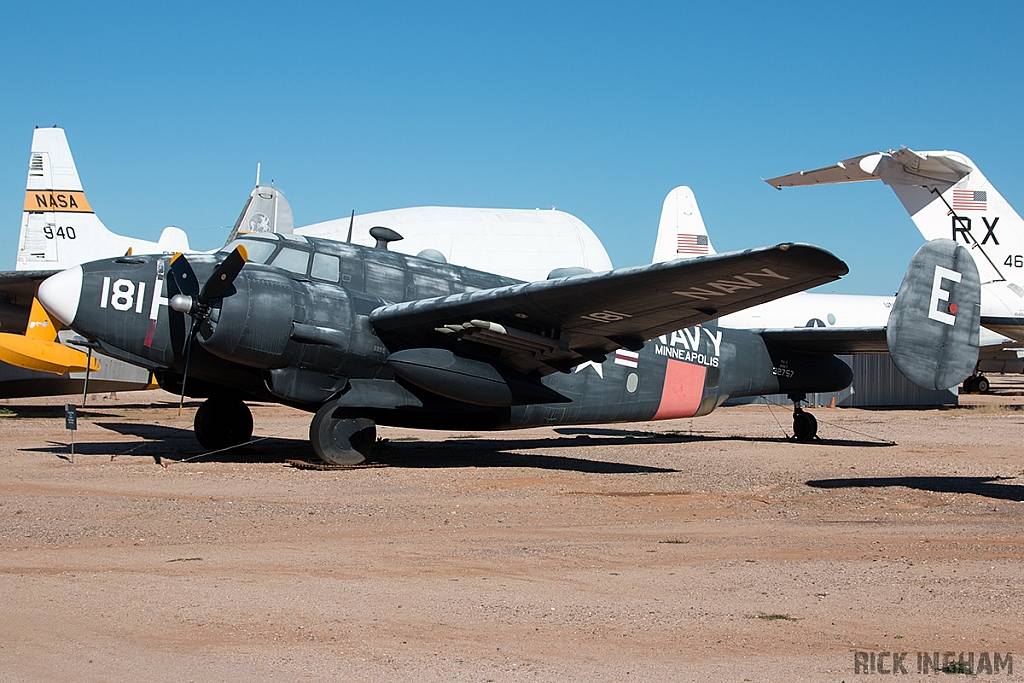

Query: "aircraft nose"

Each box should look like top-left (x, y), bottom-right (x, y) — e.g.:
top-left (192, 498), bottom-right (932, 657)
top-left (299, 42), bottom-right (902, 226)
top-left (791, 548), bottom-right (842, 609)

top-left (37, 265), bottom-right (83, 326)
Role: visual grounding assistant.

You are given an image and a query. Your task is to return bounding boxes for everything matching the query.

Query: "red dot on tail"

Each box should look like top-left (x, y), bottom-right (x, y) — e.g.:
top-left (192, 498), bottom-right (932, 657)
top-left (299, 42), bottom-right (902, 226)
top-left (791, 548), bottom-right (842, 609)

top-left (949, 303), bottom-right (958, 314)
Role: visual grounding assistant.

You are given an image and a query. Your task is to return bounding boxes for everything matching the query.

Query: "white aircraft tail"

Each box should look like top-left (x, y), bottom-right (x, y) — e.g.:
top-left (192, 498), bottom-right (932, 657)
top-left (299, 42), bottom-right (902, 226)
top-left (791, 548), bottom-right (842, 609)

top-left (766, 148), bottom-right (1024, 285)
top-left (17, 127), bottom-right (189, 271)
top-left (651, 186), bottom-right (716, 264)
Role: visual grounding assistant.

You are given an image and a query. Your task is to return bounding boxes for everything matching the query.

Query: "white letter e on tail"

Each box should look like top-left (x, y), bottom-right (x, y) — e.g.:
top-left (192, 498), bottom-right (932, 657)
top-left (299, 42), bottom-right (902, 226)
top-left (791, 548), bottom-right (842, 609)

top-left (928, 265), bottom-right (962, 326)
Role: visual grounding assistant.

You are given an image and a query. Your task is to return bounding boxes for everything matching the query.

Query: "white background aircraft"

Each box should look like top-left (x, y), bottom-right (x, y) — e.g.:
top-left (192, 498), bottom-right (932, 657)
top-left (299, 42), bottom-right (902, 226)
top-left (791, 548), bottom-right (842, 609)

top-left (767, 149), bottom-right (1024, 390)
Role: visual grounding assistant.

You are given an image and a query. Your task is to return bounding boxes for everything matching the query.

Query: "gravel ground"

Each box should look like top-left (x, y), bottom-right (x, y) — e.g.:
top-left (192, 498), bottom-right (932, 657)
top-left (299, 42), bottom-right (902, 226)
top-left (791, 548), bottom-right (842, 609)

top-left (0, 386), bottom-right (1021, 682)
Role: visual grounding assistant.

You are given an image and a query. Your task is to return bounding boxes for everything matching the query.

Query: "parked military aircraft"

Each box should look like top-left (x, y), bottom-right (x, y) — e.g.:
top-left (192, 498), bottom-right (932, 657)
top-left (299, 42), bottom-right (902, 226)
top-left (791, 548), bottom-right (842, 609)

top-left (766, 148), bottom-right (1024, 392)
top-left (33, 216), bottom-right (979, 463)
top-left (1, 125), bottom-right (619, 401)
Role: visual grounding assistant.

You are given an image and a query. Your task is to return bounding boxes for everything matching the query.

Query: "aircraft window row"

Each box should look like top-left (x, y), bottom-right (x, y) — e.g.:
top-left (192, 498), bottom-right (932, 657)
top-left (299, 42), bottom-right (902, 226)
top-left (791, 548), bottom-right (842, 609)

top-left (224, 237), bottom-right (344, 283)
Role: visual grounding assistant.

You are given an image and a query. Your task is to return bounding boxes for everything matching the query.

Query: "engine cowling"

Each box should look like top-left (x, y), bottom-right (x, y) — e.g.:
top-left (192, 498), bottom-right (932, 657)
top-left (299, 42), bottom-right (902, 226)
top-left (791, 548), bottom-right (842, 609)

top-left (198, 269), bottom-right (299, 369)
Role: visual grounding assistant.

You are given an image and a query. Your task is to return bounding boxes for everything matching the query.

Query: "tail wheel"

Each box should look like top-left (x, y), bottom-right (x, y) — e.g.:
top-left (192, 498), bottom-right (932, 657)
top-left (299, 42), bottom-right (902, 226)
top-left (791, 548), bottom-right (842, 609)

top-left (194, 398), bottom-right (253, 450)
top-left (793, 410), bottom-right (818, 442)
top-left (309, 403), bottom-right (376, 465)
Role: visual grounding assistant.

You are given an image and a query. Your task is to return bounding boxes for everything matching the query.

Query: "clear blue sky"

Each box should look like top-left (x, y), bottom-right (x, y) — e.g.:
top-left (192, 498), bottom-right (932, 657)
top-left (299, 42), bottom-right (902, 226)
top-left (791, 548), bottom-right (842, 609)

top-left (2, 1), bottom-right (1022, 294)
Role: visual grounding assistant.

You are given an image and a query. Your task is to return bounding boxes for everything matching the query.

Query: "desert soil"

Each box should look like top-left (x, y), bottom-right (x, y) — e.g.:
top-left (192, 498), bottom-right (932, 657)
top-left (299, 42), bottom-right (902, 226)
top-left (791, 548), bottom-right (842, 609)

top-left (0, 382), bottom-right (1022, 682)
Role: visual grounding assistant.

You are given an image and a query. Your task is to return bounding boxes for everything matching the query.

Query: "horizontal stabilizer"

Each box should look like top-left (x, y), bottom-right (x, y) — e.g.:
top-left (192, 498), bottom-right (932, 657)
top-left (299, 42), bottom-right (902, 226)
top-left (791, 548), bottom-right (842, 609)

top-left (886, 239), bottom-right (981, 390)
top-left (757, 328), bottom-right (888, 354)
top-left (765, 148), bottom-right (973, 190)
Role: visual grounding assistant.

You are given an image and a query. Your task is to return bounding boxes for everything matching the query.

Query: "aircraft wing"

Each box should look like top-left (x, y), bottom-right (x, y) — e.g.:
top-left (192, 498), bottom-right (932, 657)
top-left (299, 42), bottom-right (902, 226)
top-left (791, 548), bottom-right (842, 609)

top-left (370, 244), bottom-right (848, 376)
top-left (0, 270), bottom-right (58, 303)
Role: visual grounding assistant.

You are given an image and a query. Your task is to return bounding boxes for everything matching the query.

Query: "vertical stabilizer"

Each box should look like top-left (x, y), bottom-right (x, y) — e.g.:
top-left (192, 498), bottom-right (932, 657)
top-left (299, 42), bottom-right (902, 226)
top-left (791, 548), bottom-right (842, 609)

top-left (17, 128), bottom-right (188, 270)
top-left (887, 239), bottom-right (981, 390)
top-left (18, 128), bottom-right (106, 270)
top-left (226, 184), bottom-right (294, 244)
top-left (766, 149), bottom-right (1024, 285)
top-left (651, 186), bottom-right (716, 264)
top-left (887, 156), bottom-right (1024, 285)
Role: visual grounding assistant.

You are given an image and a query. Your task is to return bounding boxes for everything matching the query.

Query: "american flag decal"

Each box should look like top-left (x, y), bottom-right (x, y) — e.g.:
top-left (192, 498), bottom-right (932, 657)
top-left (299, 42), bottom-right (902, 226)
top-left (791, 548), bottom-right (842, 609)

top-left (951, 189), bottom-right (987, 211)
top-left (677, 233), bottom-right (709, 255)
top-left (614, 349), bottom-right (639, 368)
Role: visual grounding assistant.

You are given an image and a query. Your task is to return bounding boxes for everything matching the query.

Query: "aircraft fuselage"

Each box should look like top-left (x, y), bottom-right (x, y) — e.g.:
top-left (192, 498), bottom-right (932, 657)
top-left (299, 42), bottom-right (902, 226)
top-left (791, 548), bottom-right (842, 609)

top-left (53, 236), bottom-right (853, 432)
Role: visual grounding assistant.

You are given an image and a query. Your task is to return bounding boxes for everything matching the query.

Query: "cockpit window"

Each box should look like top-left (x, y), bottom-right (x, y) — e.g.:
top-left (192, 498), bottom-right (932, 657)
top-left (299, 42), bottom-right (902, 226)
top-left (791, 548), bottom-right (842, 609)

top-left (271, 247), bottom-right (310, 275)
top-left (222, 238), bottom-right (277, 265)
top-left (311, 253), bottom-right (340, 282)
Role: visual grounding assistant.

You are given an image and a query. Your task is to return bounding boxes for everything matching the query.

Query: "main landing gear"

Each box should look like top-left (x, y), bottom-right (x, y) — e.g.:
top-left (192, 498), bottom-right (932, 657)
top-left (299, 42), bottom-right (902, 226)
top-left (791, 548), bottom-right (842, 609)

top-left (194, 397), bottom-right (254, 450)
top-left (309, 402), bottom-right (377, 465)
top-left (790, 393), bottom-right (818, 442)
top-left (962, 375), bottom-right (990, 394)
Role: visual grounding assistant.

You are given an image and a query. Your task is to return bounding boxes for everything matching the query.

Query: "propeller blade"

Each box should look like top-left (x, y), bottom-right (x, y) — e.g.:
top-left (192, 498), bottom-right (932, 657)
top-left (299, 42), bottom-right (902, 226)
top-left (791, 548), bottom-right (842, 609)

top-left (169, 252), bottom-right (200, 299)
top-left (199, 244), bottom-right (248, 303)
top-left (178, 321), bottom-right (202, 416)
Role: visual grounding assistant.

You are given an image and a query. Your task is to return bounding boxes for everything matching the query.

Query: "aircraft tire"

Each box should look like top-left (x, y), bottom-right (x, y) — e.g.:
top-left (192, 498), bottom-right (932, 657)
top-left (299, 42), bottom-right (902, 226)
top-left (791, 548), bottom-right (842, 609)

top-left (194, 398), bottom-right (253, 451)
top-left (309, 406), bottom-right (376, 465)
top-left (962, 377), bottom-right (977, 393)
top-left (793, 410), bottom-right (817, 442)
top-left (976, 376), bottom-right (990, 393)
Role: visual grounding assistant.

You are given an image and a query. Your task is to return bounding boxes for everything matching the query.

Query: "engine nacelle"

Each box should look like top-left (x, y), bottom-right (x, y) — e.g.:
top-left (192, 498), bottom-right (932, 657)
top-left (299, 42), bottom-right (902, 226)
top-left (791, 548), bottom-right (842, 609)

top-left (199, 269), bottom-right (301, 369)
top-left (388, 348), bottom-right (570, 406)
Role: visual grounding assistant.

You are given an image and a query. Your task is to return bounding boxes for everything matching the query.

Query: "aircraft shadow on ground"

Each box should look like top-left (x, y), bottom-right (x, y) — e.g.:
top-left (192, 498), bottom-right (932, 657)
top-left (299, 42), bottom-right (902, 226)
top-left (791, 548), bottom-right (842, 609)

top-left (25, 423), bottom-right (680, 473)
top-left (0, 401), bottom-right (203, 419)
top-left (554, 426), bottom-right (891, 448)
top-left (807, 476), bottom-right (1024, 502)
top-left (373, 440), bottom-right (677, 474)
top-left (22, 421), bottom-right (888, 473)
top-left (23, 437), bottom-right (305, 464)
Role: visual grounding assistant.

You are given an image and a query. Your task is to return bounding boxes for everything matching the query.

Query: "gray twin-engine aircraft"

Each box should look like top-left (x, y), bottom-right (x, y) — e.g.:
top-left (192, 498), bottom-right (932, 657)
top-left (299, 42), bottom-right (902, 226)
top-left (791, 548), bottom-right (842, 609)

top-left (34, 229), bottom-right (979, 465)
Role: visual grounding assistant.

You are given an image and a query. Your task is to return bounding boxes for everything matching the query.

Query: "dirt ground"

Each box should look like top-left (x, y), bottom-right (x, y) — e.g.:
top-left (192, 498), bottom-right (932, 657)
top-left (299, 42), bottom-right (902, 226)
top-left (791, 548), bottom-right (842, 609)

top-left (1, 381), bottom-right (1022, 682)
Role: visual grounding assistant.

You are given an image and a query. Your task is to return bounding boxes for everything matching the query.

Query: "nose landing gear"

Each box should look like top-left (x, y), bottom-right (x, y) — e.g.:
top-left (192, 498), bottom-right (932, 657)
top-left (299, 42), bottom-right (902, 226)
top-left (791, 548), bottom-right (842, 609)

top-left (194, 397), bottom-right (253, 450)
top-left (789, 393), bottom-right (818, 442)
